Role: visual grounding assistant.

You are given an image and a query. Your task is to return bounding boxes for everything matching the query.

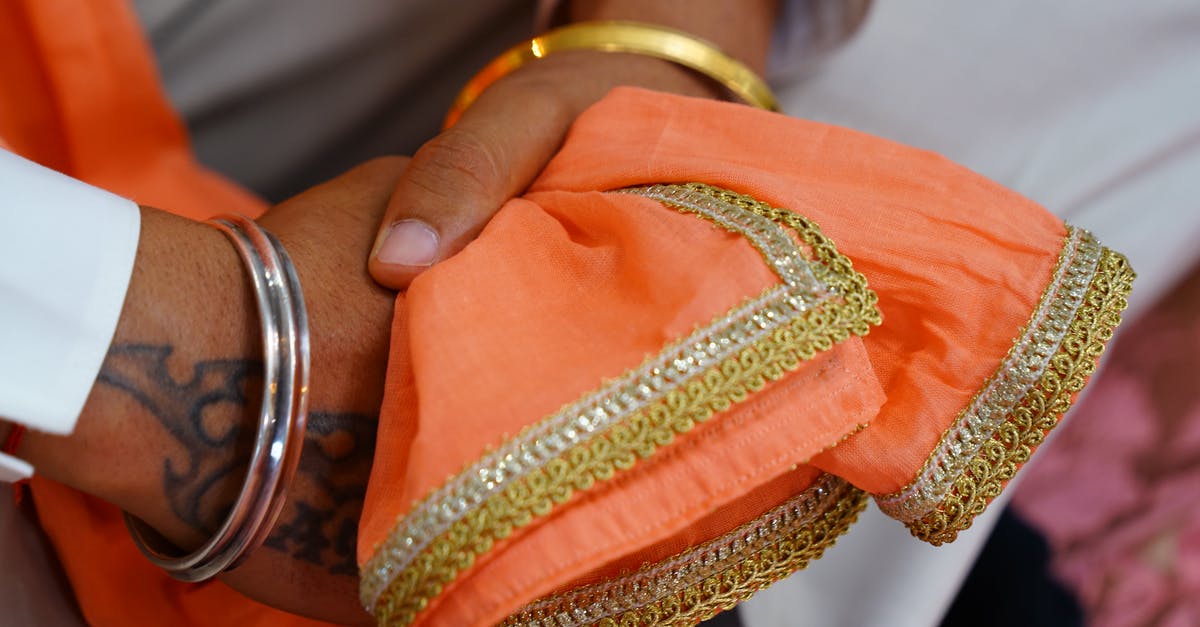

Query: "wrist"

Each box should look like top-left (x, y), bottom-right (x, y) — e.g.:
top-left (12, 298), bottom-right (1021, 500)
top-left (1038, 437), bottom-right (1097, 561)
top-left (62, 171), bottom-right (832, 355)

top-left (446, 23), bottom-right (769, 128)
top-left (21, 208), bottom-right (260, 546)
top-left (542, 48), bottom-right (726, 103)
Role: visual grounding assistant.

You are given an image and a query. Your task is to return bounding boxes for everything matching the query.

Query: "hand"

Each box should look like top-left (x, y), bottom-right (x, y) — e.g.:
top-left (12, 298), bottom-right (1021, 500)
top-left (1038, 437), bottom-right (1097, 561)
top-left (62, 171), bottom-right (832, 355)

top-left (367, 0), bottom-right (777, 289)
top-left (18, 157), bottom-right (409, 624)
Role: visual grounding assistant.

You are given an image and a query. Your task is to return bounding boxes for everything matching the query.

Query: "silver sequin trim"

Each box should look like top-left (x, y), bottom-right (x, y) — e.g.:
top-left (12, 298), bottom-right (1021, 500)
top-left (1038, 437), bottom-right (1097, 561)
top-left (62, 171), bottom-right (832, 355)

top-left (876, 226), bottom-right (1100, 522)
top-left (627, 185), bottom-right (824, 293)
top-left (361, 185), bottom-right (841, 609)
top-left (503, 474), bottom-right (853, 627)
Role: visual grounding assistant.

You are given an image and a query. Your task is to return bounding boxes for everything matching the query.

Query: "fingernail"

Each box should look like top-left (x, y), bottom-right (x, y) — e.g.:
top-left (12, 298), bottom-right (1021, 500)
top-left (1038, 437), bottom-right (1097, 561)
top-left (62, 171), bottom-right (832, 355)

top-left (376, 220), bottom-right (439, 267)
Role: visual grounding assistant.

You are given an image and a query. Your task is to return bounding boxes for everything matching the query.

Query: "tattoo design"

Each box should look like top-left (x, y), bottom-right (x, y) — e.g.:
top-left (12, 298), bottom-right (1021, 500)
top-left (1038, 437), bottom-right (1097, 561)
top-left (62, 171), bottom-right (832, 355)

top-left (98, 343), bottom-right (377, 576)
top-left (98, 344), bottom-right (258, 533)
top-left (265, 410), bottom-right (377, 576)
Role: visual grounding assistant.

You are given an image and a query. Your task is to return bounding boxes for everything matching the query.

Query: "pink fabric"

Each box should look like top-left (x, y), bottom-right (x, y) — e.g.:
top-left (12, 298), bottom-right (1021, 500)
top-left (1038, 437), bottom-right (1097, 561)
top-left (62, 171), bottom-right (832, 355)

top-left (1013, 259), bottom-right (1200, 626)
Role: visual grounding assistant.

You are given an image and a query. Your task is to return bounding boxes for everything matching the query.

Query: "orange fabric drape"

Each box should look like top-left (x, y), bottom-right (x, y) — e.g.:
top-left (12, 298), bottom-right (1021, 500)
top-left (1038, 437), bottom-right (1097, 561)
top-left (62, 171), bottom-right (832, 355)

top-left (1, 1), bottom-right (318, 625)
top-left (357, 88), bottom-right (1129, 625)
top-left (0, 0), bottom-right (263, 220)
top-left (1, 0), bottom-right (1132, 624)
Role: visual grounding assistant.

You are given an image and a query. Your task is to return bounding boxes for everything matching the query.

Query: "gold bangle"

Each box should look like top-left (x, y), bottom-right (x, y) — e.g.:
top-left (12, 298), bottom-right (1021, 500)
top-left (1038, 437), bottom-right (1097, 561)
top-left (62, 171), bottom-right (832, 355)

top-left (444, 20), bottom-right (778, 128)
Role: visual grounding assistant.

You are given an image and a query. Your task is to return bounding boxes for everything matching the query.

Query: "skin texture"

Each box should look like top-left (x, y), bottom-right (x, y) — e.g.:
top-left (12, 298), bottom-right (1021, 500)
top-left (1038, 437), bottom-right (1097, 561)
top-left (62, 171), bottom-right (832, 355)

top-left (0, 3), bottom-right (779, 623)
top-left (368, 0), bottom-right (778, 287)
top-left (9, 157), bottom-right (407, 624)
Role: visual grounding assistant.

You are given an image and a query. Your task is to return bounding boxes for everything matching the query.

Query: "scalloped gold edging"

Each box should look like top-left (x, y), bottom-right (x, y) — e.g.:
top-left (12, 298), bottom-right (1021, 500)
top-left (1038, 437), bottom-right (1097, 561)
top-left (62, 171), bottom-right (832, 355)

top-left (883, 233), bottom-right (1134, 545)
top-left (365, 184), bottom-right (880, 625)
top-left (501, 475), bottom-right (865, 627)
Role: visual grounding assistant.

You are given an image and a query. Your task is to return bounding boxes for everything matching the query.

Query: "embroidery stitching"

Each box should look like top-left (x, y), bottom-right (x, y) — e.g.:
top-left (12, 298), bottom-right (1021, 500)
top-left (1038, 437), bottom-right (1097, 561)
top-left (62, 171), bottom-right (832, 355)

top-left (876, 227), bottom-right (1134, 544)
top-left (362, 184), bottom-right (880, 624)
top-left (501, 474), bottom-right (864, 627)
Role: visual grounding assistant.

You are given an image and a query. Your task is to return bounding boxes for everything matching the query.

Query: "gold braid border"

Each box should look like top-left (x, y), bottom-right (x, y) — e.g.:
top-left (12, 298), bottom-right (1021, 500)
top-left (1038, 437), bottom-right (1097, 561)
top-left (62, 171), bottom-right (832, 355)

top-left (599, 491), bottom-right (866, 627)
top-left (372, 184), bottom-right (880, 625)
top-left (501, 477), bottom-right (866, 627)
top-left (687, 184), bottom-right (881, 338)
top-left (905, 246), bottom-right (1135, 544)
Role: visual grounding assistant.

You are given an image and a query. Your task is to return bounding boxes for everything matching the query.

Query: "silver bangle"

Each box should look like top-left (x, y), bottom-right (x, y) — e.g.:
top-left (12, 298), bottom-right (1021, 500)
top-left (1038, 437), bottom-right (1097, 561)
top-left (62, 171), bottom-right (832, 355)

top-left (124, 215), bottom-right (311, 582)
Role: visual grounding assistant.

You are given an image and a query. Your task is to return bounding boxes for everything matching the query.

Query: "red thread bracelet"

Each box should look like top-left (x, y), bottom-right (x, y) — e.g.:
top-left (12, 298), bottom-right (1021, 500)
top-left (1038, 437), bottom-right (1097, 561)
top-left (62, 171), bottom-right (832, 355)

top-left (4, 425), bottom-right (29, 504)
top-left (2, 424), bottom-right (26, 455)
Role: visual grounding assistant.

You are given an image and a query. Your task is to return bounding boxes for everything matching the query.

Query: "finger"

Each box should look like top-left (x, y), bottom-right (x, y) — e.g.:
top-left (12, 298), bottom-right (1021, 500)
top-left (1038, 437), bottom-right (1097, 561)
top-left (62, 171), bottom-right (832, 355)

top-left (368, 73), bottom-right (575, 289)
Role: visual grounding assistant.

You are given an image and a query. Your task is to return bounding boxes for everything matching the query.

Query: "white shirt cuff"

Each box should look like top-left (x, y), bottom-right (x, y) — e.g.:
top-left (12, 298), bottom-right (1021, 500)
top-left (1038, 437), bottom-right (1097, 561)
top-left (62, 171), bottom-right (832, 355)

top-left (0, 453), bottom-right (33, 484)
top-left (0, 150), bottom-right (140, 479)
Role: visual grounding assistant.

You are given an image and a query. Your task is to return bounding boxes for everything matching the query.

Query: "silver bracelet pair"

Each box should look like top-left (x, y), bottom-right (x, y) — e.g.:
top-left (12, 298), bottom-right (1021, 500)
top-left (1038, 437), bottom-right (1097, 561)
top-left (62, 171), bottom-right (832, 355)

top-left (124, 215), bottom-right (310, 582)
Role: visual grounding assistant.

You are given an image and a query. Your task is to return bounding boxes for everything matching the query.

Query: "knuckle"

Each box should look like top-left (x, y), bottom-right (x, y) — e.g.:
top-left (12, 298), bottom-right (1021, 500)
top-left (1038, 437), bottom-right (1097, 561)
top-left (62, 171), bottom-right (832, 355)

top-left (407, 128), bottom-right (506, 203)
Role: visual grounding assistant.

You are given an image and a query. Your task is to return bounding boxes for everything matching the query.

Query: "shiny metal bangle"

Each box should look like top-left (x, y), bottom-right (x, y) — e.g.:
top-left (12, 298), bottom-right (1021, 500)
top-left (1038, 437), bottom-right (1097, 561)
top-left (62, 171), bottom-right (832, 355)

top-left (124, 215), bottom-right (310, 582)
top-left (444, 20), bottom-right (779, 128)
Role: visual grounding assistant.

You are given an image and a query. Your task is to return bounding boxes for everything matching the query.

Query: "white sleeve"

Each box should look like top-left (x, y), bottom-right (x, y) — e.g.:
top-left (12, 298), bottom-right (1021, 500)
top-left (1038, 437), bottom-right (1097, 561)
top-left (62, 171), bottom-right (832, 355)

top-left (0, 150), bottom-right (140, 482)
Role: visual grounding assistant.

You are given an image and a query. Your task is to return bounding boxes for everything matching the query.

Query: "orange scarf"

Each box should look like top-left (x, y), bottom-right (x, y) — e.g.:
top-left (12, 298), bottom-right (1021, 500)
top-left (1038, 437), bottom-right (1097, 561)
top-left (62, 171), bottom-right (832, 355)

top-left (1, 1), bottom-right (1134, 626)
top-left (358, 88), bottom-right (1132, 625)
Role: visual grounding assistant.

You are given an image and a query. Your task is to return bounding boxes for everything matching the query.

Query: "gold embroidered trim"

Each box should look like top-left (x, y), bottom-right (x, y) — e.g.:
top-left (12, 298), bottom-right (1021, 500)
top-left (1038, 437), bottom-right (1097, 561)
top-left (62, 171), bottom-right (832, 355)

top-left (360, 287), bottom-right (799, 608)
top-left (658, 184), bottom-right (880, 338)
top-left (501, 475), bottom-right (865, 627)
top-left (874, 228), bottom-right (1095, 523)
top-left (359, 184), bottom-right (861, 610)
top-left (363, 184), bottom-right (880, 625)
top-left (876, 227), bottom-right (1134, 544)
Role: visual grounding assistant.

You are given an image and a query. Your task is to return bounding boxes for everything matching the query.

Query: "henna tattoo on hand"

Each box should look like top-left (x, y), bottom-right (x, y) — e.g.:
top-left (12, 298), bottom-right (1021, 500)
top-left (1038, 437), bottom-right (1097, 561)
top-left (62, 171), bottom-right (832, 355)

top-left (98, 343), bottom-right (378, 576)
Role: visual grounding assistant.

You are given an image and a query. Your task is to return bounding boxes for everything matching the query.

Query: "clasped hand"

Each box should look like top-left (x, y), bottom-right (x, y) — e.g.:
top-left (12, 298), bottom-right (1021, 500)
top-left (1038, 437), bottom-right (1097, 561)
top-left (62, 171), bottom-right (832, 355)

top-left (15, 44), bottom-right (748, 625)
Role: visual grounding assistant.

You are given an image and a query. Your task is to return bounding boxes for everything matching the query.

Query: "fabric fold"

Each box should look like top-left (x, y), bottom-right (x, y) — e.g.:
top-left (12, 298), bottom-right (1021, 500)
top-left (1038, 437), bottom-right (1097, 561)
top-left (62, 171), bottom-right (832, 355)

top-left (358, 87), bottom-right (1133, 626)
top-left (3, 8), bottom-right (1135, 616)
top-left (359, 180), bottom-right (885, 625)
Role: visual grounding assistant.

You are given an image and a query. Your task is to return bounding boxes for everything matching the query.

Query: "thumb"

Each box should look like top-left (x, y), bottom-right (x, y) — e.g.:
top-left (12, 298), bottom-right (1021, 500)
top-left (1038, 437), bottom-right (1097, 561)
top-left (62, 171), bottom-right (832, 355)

top-left (368, 80), bottom-right (573, 289)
